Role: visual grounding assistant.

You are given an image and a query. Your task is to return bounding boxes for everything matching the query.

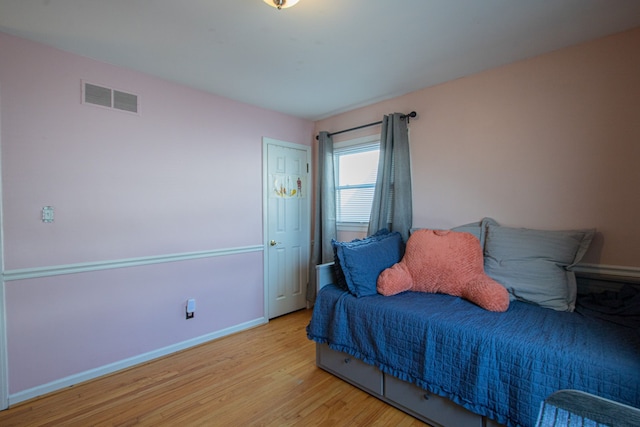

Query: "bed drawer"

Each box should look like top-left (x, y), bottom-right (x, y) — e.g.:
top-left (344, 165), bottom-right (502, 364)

top-left (317, 344), bottom-right (383, 396)
top-left (385, 374), bottom-right (482, 427)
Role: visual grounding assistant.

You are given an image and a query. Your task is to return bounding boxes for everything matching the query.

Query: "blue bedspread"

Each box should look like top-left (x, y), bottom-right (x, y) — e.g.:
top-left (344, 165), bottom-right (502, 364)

top-left (306, 285), bottom-right (640, 427)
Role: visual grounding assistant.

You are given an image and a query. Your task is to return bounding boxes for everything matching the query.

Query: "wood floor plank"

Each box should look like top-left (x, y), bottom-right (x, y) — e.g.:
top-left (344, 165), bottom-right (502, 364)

top-left (0, 309), bottom-right (429, 426)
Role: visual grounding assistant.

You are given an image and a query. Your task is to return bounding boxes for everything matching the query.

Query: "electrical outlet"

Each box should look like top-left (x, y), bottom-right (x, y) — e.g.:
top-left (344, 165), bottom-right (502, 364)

top-left (186, 298), bottom-right (196, 319)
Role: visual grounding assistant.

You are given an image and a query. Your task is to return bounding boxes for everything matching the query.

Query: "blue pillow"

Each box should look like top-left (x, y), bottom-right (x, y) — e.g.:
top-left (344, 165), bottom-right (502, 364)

top-left (332, 230), bottom-right (405, 297)
top-left (332, 228), bottom-right (391, 291)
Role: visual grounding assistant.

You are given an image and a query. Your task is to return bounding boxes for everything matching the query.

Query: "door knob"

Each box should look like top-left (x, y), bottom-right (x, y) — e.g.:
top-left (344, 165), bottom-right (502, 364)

top-left (270, 240), bottom-right (277, 246)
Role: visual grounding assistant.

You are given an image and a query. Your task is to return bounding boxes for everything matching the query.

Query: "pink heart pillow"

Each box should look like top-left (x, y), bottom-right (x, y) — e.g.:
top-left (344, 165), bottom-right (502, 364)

top-left (377, 229), bottom-right (509, 312)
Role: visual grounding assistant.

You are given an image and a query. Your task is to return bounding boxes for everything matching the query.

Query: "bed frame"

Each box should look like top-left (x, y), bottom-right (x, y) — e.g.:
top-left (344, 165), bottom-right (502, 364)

top-left (314, 262), bottom-right (505, 427)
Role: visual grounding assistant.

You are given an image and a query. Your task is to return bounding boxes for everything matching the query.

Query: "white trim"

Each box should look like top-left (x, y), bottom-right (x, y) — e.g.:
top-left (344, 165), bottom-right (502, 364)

top-left (573, 263), bottom-right (640, 282)
top-left (0, 86), bottom-right (7, 410)
top-left (263, 139), bottom-right (269, 320)
top-left (8, 316), bottom-right (267, 406)
top-left (0, 284), bottom-right (6, 411)
top-left (3, 245), bottom-right (263, 282)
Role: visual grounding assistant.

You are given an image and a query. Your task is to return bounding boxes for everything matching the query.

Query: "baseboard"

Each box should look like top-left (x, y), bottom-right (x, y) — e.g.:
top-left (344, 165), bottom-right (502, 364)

top-left (8, 316), bottom-right (268, 406)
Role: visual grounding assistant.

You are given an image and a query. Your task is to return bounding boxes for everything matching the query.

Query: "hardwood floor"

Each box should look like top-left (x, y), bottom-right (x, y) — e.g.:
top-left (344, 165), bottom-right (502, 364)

top-left (0, 309), bottom-right (428, 426)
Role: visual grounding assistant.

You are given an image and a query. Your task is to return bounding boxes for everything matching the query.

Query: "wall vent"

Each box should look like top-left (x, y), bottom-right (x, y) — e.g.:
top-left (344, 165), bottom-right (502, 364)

top-left (82, 81), bottom-right (139, 114)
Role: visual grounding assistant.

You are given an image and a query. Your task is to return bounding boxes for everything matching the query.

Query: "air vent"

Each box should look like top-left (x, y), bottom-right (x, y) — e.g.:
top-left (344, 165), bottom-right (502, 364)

top-left (113, 90), bottom-right (138, 113)
top-left (82, 81), bottom-right (139, 114)
top-left (84, 83), bottom-right (112, 107)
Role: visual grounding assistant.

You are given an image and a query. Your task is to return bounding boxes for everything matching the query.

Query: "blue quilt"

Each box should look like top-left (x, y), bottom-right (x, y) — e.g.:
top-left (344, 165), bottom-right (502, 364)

top-left (306, 285), bottom-right (640, 427)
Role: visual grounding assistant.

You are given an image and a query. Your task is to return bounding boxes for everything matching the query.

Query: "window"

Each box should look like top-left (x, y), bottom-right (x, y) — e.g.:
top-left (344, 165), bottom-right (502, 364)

top-left (334, 136), bottom-right (380, 227)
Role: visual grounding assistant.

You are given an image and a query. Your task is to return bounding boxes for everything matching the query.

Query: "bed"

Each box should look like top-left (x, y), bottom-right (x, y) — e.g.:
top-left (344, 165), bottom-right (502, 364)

top-left (306, 221), bottom-right (640, 427)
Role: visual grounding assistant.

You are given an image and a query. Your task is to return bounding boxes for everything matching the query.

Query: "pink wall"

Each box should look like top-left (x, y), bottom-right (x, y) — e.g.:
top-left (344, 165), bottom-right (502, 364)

top-left (1, 32), bottom-right (314, 394)
top-left (316, 28), bottom-right (640, 267)
top-left (5, 254), bottom-right (263, 391)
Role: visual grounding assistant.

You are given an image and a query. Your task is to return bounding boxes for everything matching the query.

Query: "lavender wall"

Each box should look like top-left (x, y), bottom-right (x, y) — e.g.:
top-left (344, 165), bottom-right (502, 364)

top-left (0, 32), bottom-right (314, 396)
top-left (316, 28), bottom-right (640, 268)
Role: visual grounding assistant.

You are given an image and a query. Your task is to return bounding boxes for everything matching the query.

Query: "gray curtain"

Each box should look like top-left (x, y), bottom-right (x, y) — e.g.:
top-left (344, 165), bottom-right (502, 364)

top-left (306, 131), bottom-right (337, 306)
top-left (368, 113), bottom-right (413, 242)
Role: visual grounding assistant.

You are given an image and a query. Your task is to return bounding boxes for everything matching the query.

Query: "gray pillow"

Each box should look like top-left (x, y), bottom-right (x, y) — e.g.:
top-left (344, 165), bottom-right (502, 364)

top-left (484, 224), bottom-right (595, 311)
top-left (411, 217), bottom-right (498, 249)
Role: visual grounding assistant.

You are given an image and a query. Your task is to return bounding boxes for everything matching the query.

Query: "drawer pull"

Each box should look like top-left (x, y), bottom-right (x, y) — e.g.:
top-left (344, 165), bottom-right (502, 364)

top-left (423, 393), bottom-right (430, 401)
top-left (344, 357), bottom-right (351, 364)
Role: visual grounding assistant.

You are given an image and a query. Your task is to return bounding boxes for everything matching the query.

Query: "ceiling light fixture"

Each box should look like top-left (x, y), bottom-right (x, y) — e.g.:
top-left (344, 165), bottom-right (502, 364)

top-left (263, 0), bottom-right (300, 10)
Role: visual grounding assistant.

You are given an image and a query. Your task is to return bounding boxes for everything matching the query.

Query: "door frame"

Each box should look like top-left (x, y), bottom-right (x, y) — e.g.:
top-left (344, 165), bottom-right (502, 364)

top-left (262, 137), bottom-right (311, 319)
top-left (0, 249), bottom-right (6, 411)
top-left (0, 94), bottom-right (7, 410)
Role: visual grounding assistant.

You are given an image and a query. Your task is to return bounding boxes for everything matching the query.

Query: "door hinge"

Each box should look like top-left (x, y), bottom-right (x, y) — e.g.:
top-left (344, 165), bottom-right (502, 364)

top-left (307, 163), bottom-right (309, 173)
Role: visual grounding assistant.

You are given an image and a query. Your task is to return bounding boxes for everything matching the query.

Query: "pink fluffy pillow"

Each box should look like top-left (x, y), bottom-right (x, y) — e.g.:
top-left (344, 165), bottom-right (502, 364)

top-left (377, 229), bottom-right (509, 312)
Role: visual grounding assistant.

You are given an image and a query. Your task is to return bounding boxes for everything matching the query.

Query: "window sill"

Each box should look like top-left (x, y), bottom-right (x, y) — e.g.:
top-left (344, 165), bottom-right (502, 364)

top-left (337, 222), bottom-right (369, 233)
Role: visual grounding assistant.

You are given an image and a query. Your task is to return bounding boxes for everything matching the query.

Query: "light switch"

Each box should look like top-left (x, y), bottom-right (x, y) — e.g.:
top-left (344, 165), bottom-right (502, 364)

top-left (42, 206), bottom-right (54, 223)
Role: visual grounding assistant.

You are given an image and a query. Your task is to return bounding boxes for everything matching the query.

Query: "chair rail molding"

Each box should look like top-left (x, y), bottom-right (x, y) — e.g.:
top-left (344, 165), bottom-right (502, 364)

top-left (573, 263), bottom-right (640, 283)
top-left (2, 245), bottom-right (264, 282)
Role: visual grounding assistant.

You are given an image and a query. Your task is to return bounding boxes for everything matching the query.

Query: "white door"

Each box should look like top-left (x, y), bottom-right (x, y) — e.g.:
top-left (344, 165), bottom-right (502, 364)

top-left (263, 138), bottom-right (310, 319)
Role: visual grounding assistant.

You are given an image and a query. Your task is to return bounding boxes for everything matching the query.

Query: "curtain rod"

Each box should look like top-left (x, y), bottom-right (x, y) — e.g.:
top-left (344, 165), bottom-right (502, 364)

top-left (316, 111), bottom-right (417, 140)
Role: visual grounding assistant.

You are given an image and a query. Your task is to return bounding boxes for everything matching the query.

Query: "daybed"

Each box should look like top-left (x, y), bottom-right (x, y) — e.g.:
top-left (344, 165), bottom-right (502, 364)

top-left (306, 220), bottom-right (640, 427)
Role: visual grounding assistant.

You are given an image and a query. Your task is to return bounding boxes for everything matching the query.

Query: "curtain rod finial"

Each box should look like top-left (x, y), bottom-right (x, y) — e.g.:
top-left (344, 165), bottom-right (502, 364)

top-left (404, 111), bottom-right (417, 123)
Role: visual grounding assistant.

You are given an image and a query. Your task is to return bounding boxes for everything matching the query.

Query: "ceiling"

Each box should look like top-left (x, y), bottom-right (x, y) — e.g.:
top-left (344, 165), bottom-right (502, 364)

top-left (1, 1), bottom-right (640, 121)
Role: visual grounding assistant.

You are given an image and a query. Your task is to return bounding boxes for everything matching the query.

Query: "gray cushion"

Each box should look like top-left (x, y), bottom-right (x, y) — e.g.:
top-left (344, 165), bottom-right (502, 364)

top-left (484, 224), bottom-right (595, 311)
top-left (411, 217), bottom-right (498, 249)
